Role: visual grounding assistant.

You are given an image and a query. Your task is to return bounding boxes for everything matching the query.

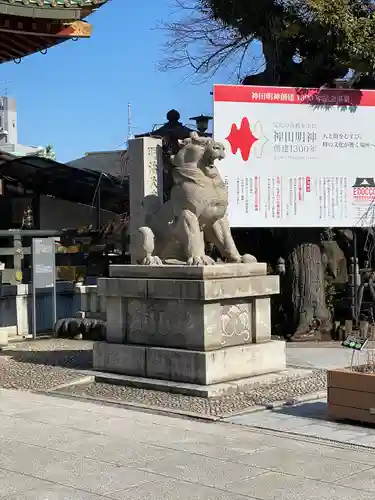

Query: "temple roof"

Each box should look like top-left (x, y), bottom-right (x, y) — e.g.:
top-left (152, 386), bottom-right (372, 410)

top-left (0, 0), bottom-right (108, 64)
top-left (69, 150), bottom-right (127, 178)
top-left (0, 150), bottom-right (129, 214)
top-left (0, 1), bottom-right (105, 11)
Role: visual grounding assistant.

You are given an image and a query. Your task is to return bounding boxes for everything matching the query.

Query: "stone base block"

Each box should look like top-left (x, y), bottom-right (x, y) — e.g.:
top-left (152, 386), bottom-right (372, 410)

top-left (90, 367), bottom-right (311, 398)
top-left (93, 340), bottom-right (286, 385)
top-left (98, 263), bottom-right (279, 349)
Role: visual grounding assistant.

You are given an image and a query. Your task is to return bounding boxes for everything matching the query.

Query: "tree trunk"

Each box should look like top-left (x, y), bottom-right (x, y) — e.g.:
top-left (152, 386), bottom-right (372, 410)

top-left (283, 230), bottom-right (331, 340)
top-left (261, 40), bottom-right (281, 85)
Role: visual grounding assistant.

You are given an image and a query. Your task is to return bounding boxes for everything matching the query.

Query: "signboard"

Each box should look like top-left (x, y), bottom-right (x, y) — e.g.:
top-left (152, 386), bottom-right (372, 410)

top-left (342, 334), bottom-right (368, 351)
top-left (32, 238), bottom-right (55, 289)
top-left (32, 238), bottom-right (56, 339)
top-left (213, 84), bottom-right (375, 228)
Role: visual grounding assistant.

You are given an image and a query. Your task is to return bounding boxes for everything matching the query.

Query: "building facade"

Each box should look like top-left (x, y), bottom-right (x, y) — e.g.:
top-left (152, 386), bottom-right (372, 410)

top-left (0, 96), bottom-right (41, 155)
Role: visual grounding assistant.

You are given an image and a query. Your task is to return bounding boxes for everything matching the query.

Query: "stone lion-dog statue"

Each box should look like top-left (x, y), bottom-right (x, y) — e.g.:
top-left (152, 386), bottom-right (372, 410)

top-left (133, 132), bottom-right (256, 266)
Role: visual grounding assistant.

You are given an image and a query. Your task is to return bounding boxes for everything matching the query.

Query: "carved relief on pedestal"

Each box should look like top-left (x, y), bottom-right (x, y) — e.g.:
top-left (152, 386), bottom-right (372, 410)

top-left (220, 300), bottom-right (251, 346)
top-left (127, 299), bottom-right (198, 347)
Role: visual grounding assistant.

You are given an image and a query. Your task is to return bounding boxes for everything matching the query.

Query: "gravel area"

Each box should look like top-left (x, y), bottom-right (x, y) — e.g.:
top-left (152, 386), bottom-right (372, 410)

top-left (0, 338), bottom-right (327, 416)
top-left (0, 339), bottom-right (93, 391)
top-left (60, 369), bottom-right (327, 417)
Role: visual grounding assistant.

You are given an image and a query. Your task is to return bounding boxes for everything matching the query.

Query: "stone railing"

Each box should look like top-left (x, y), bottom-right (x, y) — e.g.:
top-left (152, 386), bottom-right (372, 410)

top-left (75, 284), bottom-right (106, 321)
top-left (0, 282), bottom-right (105, 343)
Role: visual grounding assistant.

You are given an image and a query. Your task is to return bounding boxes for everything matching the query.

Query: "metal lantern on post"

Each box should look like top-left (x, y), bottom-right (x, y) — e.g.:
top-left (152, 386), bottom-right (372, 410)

top-left (189, 114), bottom-right (213, 135)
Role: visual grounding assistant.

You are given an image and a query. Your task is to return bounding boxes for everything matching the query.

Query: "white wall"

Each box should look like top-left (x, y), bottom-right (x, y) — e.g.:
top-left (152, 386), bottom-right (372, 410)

top-left (3, 97), bottom-right (17, 146)
top-left (39, 195), bottom-right (118, 230)
top-left (15, 144), bottom-right (42, 155)
top-left (0, 96), bottom-right (42, 153)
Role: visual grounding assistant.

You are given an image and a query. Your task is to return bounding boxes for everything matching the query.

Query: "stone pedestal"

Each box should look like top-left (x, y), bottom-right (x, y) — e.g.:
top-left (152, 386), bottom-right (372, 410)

top-left (93, 263), bottom-right (286, 395)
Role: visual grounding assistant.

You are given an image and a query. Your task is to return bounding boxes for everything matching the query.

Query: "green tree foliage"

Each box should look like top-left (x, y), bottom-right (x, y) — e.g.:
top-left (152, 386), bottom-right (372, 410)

top-left (162, 0), bottom-right (375, 87)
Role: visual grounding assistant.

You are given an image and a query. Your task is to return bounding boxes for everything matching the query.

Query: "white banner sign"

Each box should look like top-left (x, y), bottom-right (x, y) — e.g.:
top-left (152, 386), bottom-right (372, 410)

top-left (213, 84), bottom-right (375, 227)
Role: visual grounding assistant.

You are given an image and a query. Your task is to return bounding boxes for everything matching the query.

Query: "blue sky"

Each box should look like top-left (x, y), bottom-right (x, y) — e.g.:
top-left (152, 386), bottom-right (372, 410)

top-left (0, 0), bottom-right (260, 163)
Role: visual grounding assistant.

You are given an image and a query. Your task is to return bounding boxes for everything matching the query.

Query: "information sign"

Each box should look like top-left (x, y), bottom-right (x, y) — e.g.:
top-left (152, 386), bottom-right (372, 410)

top-left (32, 238), bottom-right (56, 339)
top-left (342, 334), bottom-right (368, 351)
top-left (214, 84), bottom-right (375, 227)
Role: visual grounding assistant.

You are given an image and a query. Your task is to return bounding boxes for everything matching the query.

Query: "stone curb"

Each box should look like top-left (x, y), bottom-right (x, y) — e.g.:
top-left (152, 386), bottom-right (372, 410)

top-left (45, 375), bottom-right (95, 393)
top-left (219, 390), bottom-right (327, 419)
top-left (247, 425), bottom-right (375, 453)
top-left (34, 373), bottom-right (327, 423)
top-left (41, 389), bottom-right (221, 422)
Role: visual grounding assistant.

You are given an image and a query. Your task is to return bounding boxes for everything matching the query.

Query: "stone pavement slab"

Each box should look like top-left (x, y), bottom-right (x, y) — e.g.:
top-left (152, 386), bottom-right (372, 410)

top-left (0, 469), bottom-right (47, 498)
top-left (6, 484), bottom-right (108, 500)
top-left (227, 398), bottom-right (375, 448)
top-left (286, 343), bottom-right (375, 370)
top-left (337, 467), bottom-right (375, 492)
top-left (225, 471), bottom-right (375, 500)
top-left (220, 445), bottom-right (372, 481)
top-left (2, 388), bottom-right (375, 499)
top-left (108, 477), bottom-right (249, 500)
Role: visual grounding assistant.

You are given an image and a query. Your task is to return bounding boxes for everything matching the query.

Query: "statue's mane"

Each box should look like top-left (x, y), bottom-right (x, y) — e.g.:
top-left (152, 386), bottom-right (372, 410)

top-left (170, 132), bottom-right (223, 187)
top-left (172, 132), bottom-right (213, 169)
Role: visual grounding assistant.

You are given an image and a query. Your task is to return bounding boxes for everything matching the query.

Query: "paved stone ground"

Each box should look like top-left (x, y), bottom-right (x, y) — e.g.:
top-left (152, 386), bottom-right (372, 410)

top-left (0, 339), bottom-right (330, 417)
top-left (226, 342), bottom-right (375, 448)
top-left (227, 399), bottom-right (375, 448)
top-left (286, 342), bottom-right (375, 370)
top-left (1, 339), bottom-right (374, 420)
top-left (0, 339), bottom-right (92, 391)
top-left (2, 387), bottom-right (375, 500)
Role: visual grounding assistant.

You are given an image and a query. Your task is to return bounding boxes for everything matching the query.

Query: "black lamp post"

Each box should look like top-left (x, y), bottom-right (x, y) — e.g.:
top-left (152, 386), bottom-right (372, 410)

top-left (189, 114), bottom-right (213, 135)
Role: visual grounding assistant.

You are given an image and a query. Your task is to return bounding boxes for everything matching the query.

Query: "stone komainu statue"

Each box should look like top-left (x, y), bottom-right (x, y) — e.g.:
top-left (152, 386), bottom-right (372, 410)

top-left (133, 132), bottom-right (256, 265)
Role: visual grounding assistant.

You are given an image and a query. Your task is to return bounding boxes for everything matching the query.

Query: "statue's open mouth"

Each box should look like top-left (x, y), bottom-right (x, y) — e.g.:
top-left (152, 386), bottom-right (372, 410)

top-left (207, 153), bottom-right (225, 164)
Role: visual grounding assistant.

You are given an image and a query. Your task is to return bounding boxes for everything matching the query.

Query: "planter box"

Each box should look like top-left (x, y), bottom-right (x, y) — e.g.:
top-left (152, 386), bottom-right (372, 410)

top-left (327, 368), bottom-right (375, 424)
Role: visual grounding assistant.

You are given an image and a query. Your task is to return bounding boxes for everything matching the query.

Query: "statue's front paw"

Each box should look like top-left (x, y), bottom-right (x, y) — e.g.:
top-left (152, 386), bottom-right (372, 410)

top-left (187, 255), bottom-right (215, 266)
top-left (142, 255), bottom-right (163, 266)
top-left (241, 254), bottom-right (257, 263)
top-left (202, 255), bottom-right (216, 266)
top-left (226, 253), bottom-right (257, 264)
top-left (226, 255), bottom-right (242, 264)
top-left (187, 256), bottom-right (202, 266)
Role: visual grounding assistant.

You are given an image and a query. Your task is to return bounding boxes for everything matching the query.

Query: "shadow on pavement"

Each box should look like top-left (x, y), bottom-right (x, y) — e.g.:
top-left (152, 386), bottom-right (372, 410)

top-left (273, 401), bottom-right (328, 420)
top-left (273, 400), bottom-right (375, 430)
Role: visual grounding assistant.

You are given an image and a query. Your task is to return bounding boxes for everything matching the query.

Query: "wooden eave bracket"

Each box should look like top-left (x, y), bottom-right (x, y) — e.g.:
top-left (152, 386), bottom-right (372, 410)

top-left (58, 20), bottom-right (92, 38)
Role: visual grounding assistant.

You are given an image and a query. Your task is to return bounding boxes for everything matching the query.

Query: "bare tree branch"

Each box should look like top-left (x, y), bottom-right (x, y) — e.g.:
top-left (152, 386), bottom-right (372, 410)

top-left (157, 0), bottom-right (262, 82)
top-left (158, 0), bottom-right (375, 86)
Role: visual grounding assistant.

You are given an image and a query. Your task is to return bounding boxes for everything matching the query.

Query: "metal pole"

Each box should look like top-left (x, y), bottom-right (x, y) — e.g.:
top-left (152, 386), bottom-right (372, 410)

top-left (32, 239), bottom-right (37, 340)
top-left (95, 180), bottom-right (101, 230)
top-left (52, 239), bottom-right (56, 327)
top-left (353, 229), bottom-right (359, 328)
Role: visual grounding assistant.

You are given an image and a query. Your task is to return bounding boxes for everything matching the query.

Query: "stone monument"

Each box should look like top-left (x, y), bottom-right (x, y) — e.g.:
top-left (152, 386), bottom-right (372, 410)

top-left (93, 133), bottom-right (286, 396)
top-left (127, 136), bottom-right (163, 264)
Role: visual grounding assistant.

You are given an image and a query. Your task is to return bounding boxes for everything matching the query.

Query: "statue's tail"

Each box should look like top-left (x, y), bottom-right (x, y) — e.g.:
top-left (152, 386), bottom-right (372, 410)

top-left (133, 226), bottom-right (155, 264)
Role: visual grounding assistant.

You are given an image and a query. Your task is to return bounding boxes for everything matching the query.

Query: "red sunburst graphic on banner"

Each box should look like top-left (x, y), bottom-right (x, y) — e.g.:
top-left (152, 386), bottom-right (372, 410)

top-left (226, 117), bottom-right (259, 161)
